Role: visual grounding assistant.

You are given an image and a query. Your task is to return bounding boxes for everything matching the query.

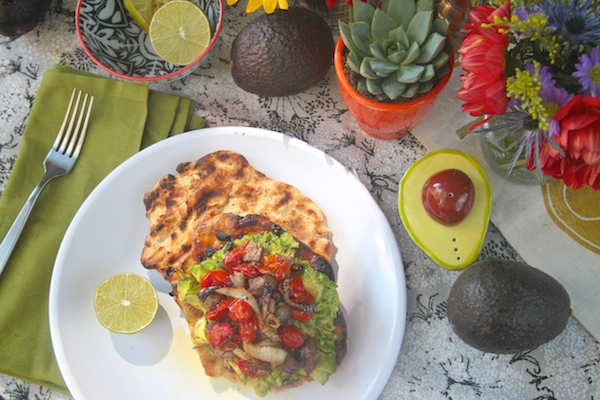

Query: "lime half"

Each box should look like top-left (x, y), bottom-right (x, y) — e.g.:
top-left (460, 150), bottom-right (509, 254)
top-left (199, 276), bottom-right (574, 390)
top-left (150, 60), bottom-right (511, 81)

top-left (149, 0), bottom-right (212, 66)
top-left (94, 273), bottom-right (158, 334)
top-left (124, 0), bottom-right (173, 32)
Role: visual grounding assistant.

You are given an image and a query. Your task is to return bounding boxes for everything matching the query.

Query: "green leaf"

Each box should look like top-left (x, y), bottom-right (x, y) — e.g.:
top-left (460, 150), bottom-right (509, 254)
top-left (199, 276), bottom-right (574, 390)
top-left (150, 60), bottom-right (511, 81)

top-left (339, 22), bottom-right (357, 53)
top-left (414, 32), bottom-right (446, 63)
top-left (357, 77), bottom-right (368, 93)
top-left (353, 0), bottom-right (375, 24)
top-left (431, 18), bottom-right (448, 36)
top-left (387, 48), bottom-right (407, 64)
top-left (382, 73), bottom-right (407, 100)
top-left (347, 51), bottom-right (362, 73)
top-left (366, 78), bottom-right (384, 95)
top-left (370, 42), bottom-right (387, 60)
top-left (381, 0), bottom-right (391, 12)
top-left (397, 64), bottom-right (425, 83)
top-left (436, 64), bottom-right (451, 79)
top-left (407, 10), bottom-right (432, 45)
top-left (418, 64), bottom-right (435, 82)
top-left (389, 25), bottom-right (410, 49)
top-left (418, 81), bottom-right (433, 93)
top-left (370, 59), bottom-right (399, 77)
top-left (402, 41), bottom-right (420, 65)
top-left (360, 57), bottom-right (380, 79)
top-left (381, 38), bottom-right (403, 56)
top-left (372, 8), bottom-right (398, 41)
top-left (431, 50), bottom-right (449, 70)
top-left (390, 0), bottom-right (415, 29)
top-left (402, 83), bottom-right (420, 98)
top-left (350, 22), bottom-right (373, 57)
top-left (417, 0), bottom-right (433, 12)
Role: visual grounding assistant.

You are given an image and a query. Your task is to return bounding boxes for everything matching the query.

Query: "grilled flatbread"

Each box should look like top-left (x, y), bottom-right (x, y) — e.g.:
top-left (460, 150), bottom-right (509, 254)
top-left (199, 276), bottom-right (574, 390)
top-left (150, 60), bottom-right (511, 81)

top-left (141, 150), bottom-right (332, 284)
top-left (174, 213), bottom-right (347, 396)
top-left (140, 151), bottom-right (346, 395)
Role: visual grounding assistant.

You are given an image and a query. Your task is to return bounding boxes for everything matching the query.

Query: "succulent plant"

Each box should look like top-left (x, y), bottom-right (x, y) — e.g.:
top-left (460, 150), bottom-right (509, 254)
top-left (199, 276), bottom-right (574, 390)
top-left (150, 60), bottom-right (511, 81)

top-left (338, 0), bottom-right (451, 101)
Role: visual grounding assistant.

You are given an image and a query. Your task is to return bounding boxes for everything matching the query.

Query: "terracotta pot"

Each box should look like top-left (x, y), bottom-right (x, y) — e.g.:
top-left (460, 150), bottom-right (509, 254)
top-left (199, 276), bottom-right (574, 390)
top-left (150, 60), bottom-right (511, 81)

top-left (334, 36), bottom-right (454, 140)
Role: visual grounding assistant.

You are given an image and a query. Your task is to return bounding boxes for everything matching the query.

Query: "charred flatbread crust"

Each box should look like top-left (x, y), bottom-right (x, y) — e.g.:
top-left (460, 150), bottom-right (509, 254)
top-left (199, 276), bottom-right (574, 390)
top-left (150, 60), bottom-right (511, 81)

top-left (141, 150), bottom-right (332, 283)
top-left (179, 213), bottom-right (347, 394)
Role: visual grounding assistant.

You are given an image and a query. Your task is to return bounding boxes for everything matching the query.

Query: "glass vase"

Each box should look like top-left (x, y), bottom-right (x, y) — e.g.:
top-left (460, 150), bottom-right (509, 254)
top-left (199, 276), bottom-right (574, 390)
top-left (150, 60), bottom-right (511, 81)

top-left (479, 126), bottom-right (547, 186)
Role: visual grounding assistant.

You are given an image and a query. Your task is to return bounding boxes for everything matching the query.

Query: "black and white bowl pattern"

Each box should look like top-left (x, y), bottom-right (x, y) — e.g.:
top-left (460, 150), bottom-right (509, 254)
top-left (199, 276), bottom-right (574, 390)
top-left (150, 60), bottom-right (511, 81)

top-left (76, 0), bottom-right (223, 82)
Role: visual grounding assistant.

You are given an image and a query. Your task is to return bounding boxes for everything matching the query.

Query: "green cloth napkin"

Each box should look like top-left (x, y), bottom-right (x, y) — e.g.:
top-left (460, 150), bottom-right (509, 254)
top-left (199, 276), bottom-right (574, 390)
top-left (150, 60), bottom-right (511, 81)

top-left (0, 64), bottom-right (206, 395)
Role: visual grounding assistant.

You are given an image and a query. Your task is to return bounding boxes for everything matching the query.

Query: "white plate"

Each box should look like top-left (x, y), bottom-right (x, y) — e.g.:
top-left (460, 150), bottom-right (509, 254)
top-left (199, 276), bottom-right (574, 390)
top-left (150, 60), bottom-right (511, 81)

top-left (49, 127), bottom-right (406, 400)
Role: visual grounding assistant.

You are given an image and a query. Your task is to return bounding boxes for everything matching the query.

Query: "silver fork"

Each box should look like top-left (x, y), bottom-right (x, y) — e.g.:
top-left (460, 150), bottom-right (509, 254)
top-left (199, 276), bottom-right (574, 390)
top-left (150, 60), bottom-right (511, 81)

top-left (0, 89), bottom-right (94, 277)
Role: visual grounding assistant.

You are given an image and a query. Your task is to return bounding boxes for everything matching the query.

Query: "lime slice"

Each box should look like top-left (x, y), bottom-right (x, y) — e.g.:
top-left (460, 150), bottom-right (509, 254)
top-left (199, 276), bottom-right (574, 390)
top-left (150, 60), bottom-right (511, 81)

top-left (94, 273), bottom-right (158, 334)
top-left (124, 0), bottom-right (172, 32)
top-left (149, 1), bottom-right (212, 66)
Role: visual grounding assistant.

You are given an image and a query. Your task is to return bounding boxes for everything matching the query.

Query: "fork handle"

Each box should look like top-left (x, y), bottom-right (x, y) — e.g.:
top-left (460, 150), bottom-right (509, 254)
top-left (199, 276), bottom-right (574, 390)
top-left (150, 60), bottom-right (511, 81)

top-left (0, 174), bottom-right (54, 277)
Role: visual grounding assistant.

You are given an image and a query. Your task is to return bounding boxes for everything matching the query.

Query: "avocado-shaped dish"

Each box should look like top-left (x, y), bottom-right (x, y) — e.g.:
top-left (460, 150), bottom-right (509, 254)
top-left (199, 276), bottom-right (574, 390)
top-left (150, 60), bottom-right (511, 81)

top-left (398, 149), bottom-right (492, 269)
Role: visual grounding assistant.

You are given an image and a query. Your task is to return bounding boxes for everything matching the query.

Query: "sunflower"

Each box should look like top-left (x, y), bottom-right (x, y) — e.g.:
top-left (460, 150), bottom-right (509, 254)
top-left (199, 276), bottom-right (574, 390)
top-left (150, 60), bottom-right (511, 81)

top-left (227, 0), bottom-right (288, 14)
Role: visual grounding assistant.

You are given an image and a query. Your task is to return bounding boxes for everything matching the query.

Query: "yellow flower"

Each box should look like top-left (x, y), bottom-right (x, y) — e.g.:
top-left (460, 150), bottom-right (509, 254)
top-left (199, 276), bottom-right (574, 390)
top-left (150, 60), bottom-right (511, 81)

top-left (506, 61), bottom-right (551, 131)
top-left (227, 0), bottom-right (288, 13)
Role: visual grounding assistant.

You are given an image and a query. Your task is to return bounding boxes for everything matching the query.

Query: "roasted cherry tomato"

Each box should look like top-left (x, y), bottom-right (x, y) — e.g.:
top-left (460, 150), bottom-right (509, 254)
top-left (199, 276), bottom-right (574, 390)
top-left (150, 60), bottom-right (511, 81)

top-left (290, 275), bottom-right (314, 302)
top-left (238, 313), bottom-right (258, 343)
top-left (205, 299), bottom-right (232, 321)
top-left (260, 254), bottom-right (291, 281)
top-left (231, 263), bottom-right (261, 278)
top-left (208, 322), bottom-right (236, 350)
top-left (278, 324), bottom-right (305, 348)
top-left (293, 287), bottom-right (315, 304)
top-left (228, 299), bottom-right (254, 323)
top-left (289, 275), bottom-right (307, 299)
top-left (237, 358), bottom-right (267, 378)
top-left (223, 242), bottom-right (248, 271)
top-left (422, 168), bottom-right (475, 226)
top-left (291, 309), bottom-right (314, 323)
top-left (200, 270), bottom-right (231, 289)
top-left (289, 275), bottom-right (315, 322)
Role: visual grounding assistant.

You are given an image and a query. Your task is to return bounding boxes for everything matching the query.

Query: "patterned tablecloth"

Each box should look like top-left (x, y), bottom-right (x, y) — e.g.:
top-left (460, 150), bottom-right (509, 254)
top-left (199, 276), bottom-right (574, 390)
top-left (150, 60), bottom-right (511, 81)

top-left (1, 1), bottom-right (599, 399)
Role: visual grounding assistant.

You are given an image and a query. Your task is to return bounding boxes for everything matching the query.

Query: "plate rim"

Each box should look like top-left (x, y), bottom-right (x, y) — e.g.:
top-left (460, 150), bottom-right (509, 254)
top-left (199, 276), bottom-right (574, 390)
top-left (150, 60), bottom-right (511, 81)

top-left (49, 126), bottom-right (407, 399)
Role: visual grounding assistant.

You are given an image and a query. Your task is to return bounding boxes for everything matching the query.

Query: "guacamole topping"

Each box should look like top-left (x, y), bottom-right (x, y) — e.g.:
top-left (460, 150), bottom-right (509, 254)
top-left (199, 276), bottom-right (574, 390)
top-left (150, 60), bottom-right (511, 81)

top-left (176, 231), bottom-right (341, 396)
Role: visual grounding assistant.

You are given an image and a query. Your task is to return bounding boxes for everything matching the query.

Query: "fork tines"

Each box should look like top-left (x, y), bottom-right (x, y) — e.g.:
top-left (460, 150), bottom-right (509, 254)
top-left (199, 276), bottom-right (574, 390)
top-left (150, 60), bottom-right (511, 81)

top-left (53, 88), bottom-right (95, 158)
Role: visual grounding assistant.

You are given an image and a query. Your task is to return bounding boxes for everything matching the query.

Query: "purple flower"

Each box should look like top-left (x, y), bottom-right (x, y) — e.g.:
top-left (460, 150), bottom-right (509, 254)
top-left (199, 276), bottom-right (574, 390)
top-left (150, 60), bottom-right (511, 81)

top-left (537, 65), bottom-right (572, 105)
top-left (574, 46), bottom-right (600, 97)
top-left (530, 64), bottom-right (555, 88)
top-left (527, 64), bottom-right (574, 136)
top-left (539, 0), bottom-right (600, 48)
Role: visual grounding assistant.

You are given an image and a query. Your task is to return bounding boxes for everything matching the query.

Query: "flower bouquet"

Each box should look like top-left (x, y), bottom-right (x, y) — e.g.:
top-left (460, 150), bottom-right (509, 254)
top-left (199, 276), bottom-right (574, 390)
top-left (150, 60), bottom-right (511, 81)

top-left (458, 0), bottom-right (600, 189)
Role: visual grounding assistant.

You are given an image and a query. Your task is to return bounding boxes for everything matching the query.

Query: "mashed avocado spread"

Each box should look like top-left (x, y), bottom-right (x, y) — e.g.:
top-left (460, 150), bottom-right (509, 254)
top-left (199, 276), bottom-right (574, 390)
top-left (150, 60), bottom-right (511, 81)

top-left (176, 231), bottom-right (341, 396)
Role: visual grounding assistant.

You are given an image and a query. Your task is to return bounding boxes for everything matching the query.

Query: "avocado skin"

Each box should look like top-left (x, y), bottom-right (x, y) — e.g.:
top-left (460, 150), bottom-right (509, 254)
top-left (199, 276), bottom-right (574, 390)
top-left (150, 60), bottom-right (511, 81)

top-left (0, 0), bottom-right (52, 37)
top-left (447, 258), bottom-right (571, 354)
top-left (230, 7), bottom-right (334, 97)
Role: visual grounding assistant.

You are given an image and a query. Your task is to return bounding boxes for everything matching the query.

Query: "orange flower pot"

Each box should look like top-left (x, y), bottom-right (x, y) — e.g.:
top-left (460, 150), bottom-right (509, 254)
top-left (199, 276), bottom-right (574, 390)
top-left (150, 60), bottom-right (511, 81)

top-left (334, 36), bottom-right (454, 140)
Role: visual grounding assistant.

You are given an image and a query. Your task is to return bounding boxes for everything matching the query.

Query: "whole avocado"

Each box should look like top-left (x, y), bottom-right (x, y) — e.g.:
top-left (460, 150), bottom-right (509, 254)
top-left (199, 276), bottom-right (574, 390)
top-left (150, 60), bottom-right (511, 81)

top-left (447, 258), bottom-right (570, 354)
top-left (0, 0), bottom-right (52, 37)
top-left (230, 7), bottom-right (334, 97)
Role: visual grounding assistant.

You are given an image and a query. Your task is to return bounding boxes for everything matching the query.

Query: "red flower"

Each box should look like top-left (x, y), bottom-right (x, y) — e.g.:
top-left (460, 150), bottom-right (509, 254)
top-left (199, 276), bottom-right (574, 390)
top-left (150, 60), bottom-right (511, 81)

top-left (535, 95), bottom-right (600, 189)
top-left (457, 2), bottom-right (511, 120)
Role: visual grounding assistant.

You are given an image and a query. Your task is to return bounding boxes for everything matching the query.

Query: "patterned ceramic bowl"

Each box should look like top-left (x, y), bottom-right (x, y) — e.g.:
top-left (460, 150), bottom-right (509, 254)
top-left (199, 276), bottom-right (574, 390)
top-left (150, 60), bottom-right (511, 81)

top-left (76, 0), bottom-right (224, 82)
